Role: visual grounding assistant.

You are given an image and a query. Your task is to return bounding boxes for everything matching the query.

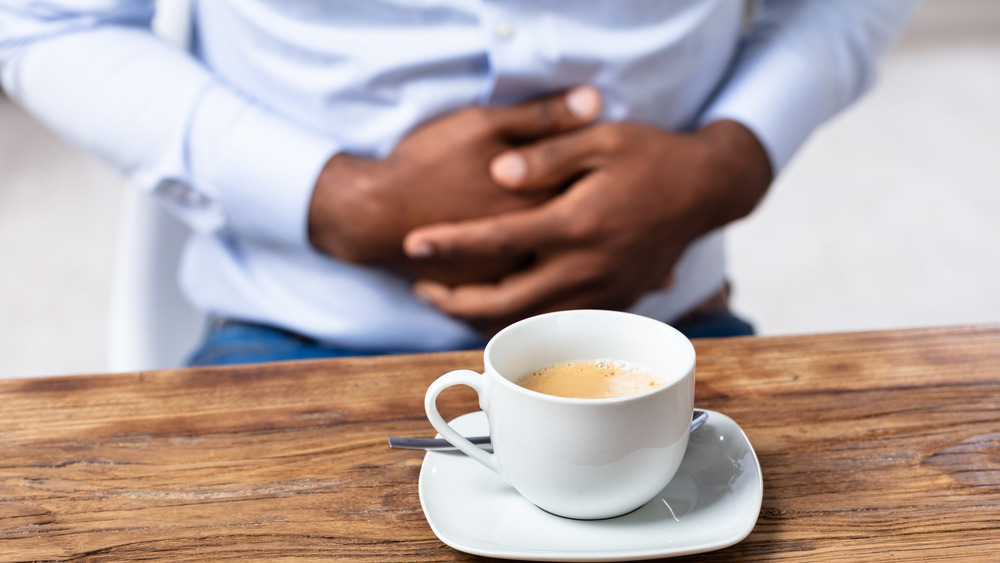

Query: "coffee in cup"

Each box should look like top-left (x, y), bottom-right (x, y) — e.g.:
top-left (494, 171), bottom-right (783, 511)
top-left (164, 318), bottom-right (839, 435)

top-left (515, 359), bottom-right (665, 399)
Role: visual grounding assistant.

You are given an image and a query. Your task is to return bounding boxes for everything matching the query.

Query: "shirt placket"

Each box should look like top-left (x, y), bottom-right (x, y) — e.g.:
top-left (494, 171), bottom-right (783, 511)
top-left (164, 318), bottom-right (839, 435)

top-left (477, 1), bottom-right (548, 105)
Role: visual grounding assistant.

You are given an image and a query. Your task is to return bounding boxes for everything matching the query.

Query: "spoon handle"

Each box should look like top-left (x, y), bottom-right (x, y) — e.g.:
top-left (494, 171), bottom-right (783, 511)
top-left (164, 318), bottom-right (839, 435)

top-left (388, 409), bottom-right (708, 451)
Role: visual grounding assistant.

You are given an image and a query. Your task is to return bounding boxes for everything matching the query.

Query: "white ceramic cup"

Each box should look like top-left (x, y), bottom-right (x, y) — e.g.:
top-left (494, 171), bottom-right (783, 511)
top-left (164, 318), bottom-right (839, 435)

top-left (424, 309), bottom-right (695, 519)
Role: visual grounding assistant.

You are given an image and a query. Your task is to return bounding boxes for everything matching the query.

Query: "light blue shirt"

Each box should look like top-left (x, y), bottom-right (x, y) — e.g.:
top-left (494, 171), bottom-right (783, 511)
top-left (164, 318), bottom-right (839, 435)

top-left (0, 0), bottom-right (917, 351)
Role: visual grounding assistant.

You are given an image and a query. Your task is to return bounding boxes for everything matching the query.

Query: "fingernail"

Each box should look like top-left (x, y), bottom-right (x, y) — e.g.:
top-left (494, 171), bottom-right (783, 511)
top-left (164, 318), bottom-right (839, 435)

top-left (407, 241), bottom-right (435, 258)
top-left (491, 153), bottom-right (527, 185)
top-left (566, 87), bottom-right (600, 120)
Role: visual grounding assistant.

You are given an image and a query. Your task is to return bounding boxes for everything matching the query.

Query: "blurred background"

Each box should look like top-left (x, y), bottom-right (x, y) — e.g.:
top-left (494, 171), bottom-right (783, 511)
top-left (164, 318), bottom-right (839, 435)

top-left (1, 0), bottom-right (998, 378)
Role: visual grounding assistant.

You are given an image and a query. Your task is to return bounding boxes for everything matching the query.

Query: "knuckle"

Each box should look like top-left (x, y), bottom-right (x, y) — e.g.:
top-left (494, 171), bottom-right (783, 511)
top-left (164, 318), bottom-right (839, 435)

top-left (596, 123), bottom-right (627, 152)
top-left (486, 291), bottom-right (516, 316)
top-left (485, 227), bottom-right (516, 255)
top-left (561, 211), bottom-right (603, 244)
top-left (531, 141), bottom-right (563, 169)
top-left (530, 99), bottom-right (564, 131)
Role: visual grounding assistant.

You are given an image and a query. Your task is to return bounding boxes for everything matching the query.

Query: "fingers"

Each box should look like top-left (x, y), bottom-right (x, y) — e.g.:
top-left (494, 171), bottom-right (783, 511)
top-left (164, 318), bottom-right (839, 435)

top-left (489, 86), bottom-right (601, 142)
top-left (413, 250), bottom-right (643, 323)
top-left (403, 206), bottom-right (560, 260)
top-left (490, 126), bottom-right (605, 190)
top-left (412, 258), bottom-right (593, 321)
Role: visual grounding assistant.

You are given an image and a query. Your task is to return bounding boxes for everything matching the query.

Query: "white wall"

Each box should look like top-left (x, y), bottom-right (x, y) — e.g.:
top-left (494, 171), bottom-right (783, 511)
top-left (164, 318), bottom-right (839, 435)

top-left (727, 0), bottom-right (1000, 334)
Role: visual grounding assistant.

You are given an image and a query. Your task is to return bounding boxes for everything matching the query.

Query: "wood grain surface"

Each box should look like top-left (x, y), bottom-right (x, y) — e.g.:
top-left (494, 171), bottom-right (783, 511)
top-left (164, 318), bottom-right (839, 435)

top-left (1, 325), bottom-right (998, 562)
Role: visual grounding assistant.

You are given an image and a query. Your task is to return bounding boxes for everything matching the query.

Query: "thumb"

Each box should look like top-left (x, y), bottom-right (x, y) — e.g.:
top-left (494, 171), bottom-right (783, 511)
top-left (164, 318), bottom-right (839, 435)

top-left (489, 86), bottom-right (602, 143)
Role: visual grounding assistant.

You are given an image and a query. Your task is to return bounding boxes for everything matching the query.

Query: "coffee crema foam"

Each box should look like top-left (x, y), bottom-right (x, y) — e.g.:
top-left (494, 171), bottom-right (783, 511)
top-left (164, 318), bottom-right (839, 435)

top-left (515, 359), bottom-right (664, 399)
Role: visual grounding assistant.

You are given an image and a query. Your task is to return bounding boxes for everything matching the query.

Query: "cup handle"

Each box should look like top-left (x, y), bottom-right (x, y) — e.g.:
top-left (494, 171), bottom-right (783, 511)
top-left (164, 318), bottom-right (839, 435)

top-left (424, 369), bottom-right (501, 477)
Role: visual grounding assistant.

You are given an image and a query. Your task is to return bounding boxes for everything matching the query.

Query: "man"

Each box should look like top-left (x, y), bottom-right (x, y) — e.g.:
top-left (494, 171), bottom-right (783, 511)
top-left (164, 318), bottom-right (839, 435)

top-left (0, 1), bottom-right (918, 364)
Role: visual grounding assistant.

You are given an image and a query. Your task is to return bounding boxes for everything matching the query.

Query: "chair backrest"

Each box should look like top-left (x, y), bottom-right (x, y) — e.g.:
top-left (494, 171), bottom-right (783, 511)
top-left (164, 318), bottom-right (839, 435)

top-left (107, 0), bottom-right (202, 372)
top-left (107, 189), bottom-right (204, 371)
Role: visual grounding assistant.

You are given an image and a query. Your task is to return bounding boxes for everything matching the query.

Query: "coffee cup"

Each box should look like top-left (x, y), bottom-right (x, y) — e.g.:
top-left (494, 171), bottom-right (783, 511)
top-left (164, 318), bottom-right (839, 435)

top-left (424, 309), bottom-right (695, 519)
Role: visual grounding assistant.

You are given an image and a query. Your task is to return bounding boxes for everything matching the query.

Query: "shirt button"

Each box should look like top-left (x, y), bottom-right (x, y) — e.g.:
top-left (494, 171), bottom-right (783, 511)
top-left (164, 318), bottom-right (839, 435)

top-left (495, 19), bottom-right (514, 40)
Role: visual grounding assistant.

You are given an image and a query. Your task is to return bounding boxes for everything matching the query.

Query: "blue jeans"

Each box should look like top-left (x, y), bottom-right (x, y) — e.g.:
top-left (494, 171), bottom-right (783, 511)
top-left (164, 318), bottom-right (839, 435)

top-left (187, 312), bottom-right (754, 367)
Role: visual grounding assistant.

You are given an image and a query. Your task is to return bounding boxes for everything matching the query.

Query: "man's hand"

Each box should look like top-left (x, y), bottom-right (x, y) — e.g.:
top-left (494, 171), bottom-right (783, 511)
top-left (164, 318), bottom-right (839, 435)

top-left (307, 87), bottom-right (601, 285)
top-left (402, 119), bottom-right (773, 334)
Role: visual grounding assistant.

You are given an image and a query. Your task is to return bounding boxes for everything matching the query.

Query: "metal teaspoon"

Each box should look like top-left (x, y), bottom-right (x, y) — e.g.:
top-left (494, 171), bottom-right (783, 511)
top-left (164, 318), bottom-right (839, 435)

top-left (388, 409), bottom-right (709, 451)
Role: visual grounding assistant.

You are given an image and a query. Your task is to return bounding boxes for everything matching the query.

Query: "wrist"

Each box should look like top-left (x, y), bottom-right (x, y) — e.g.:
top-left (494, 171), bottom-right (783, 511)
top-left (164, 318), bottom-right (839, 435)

top-left (308, 152), bottom-right (385, 262)
top-left (692, 119), bottom-right (773, 231)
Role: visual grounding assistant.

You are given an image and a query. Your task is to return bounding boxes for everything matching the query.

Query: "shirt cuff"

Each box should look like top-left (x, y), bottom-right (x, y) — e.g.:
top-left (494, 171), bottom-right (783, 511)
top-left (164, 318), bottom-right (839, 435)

top-left (696, 42), bottom-right (836, 174)
top-left (188, 84), bottom-right (339, 249)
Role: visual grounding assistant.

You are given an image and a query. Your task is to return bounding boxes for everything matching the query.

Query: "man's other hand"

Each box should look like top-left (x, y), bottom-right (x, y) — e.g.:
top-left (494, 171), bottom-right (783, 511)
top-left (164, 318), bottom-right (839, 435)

top-left (307, 87), bottom-right (601, 285)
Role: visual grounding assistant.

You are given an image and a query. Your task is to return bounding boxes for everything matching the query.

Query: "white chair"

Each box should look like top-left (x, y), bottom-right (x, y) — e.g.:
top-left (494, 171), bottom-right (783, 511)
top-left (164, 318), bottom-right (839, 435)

top-left (107, 188), bottom-right (205, 372)
top-left (107, 0), bottom-right (203, 372)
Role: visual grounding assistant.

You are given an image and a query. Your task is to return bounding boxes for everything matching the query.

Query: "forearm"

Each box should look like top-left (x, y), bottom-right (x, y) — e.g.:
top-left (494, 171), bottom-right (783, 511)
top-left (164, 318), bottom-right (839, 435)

top-left (0, 7), bottom-right (337, 248)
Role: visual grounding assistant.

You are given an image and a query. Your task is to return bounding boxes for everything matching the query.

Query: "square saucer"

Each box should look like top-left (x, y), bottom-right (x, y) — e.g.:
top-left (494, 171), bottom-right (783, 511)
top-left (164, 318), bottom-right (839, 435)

top-left (418, 409), bottom-right (762, 561)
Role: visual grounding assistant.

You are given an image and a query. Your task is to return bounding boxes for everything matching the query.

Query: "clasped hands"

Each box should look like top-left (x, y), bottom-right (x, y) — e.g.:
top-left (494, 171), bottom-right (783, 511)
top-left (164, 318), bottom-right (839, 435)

top-left (308, 87), bottom-right (771, 335)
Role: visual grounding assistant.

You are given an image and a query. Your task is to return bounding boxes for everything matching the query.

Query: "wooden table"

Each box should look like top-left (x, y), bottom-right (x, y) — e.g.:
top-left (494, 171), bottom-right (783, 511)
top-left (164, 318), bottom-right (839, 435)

top-left (2, 325), bottom-right (998, 561)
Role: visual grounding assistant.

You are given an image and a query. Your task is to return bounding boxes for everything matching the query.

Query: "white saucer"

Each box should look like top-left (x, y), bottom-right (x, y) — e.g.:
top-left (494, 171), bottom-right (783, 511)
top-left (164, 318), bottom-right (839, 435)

top-left (418, 409), bottom-right (762, 561)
